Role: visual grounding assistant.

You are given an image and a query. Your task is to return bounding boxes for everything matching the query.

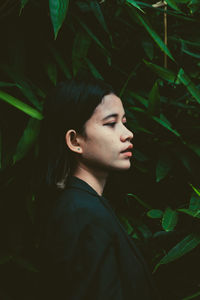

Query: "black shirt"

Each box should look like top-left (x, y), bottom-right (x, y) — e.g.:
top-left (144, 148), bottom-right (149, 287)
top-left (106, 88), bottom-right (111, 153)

top-left (39, 176), bottom-right (159, 300)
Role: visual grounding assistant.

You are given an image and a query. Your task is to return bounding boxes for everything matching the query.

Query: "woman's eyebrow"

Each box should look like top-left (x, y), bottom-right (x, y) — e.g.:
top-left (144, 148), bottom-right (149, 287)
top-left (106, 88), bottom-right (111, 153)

top-left (102, 113), bottom-right (126, 121)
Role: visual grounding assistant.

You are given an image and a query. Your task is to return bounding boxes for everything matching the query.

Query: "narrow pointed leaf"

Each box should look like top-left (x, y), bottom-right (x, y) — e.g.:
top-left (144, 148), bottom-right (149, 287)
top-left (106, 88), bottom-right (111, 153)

top-left (46, 62), bottom-right (57, 85)
top-left (162, 207), bottom-right (178, 231)
top-left (49, 0), bottom-right (69, 39)
top-left (85, 58), bottom-right (103, 79)
top-left (126, 0), bottom-right (145, 13)
top-left (190, 184), bottom-right (200, 197)
top-left (148, 81), bottom-right (160, 115)
top-left (152, 114), bottom-right (181, 137)
top-left (178, 68), bottom-right (200, 104)
top-left (13, 118), bottom-right (40, 163)
top-left (127, 193), bottom-right (152, 209)
top-left (0, 90), bottom-right (43, 120)
top-left (72, 31), bottom-right (91, 76)
top-left (76, 17), bottom-right (111, 59)
top-left (129, 8), bottom-right (174, 61)
top-left (147, 209), bottom-right (163, 218)
top-left (156, 154), bottom-right (172, 182)
top-left (90, 1), bottom-right (110, 34)
top-left (154, 234), bottom-right (200, 272)
top-left (189, 193), bottom-right (200, 211)
top-left (144, 60), bottom-right (179, 83)
top-left (19, 0), bottom-right (29, 15)
top-left (178, 208), bottom-right (200, 219)
top-left (165, 0), bottom-right (181, 11)
top-left (48, 44), bottom-right (71, 79)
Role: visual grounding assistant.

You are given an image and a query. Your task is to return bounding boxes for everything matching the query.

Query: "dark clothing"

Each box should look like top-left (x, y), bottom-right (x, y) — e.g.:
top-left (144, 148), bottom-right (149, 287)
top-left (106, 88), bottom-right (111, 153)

top-left (40, 176), bottom-right (158, 299)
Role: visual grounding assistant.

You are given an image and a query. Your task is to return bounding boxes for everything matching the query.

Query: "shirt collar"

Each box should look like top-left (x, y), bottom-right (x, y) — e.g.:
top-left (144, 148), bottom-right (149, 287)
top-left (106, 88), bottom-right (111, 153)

top-left (66, 176), bottom-right (101, 197)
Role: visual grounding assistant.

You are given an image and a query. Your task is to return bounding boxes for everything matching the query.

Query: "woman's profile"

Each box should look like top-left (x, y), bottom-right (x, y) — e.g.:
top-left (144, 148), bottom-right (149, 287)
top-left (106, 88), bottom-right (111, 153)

top-left (37, 78), bottom-right (159, 299)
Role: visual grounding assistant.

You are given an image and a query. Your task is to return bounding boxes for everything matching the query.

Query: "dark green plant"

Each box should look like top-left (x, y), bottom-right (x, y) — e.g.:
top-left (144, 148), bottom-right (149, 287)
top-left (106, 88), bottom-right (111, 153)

top-left (0, 0), bottom-right (200, 299)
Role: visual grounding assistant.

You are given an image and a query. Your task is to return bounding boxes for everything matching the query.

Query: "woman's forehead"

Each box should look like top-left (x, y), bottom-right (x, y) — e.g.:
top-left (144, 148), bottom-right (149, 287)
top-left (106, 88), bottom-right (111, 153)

top-left (94, 94), bottom-right (125, 119)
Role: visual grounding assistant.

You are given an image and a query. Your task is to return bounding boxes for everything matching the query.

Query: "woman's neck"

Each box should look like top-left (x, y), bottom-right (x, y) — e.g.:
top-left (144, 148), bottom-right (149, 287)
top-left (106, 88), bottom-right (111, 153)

top-left (72, 164), bottom-right (108, 196)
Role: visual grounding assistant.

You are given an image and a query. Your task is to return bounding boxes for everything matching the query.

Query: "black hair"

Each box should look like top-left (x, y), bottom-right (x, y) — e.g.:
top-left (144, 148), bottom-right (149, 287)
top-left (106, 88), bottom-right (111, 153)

top-left (38, 77), bottom-right (115, 190)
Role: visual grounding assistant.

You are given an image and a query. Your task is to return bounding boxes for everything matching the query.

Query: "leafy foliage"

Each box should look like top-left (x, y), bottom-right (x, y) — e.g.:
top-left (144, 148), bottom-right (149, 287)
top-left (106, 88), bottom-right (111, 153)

top-left (0, 0), bottom-right (200, 299)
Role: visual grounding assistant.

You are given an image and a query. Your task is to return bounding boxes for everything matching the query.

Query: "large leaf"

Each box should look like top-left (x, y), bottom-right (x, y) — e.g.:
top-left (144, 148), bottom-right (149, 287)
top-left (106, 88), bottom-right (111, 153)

top-left (165, 0), bottom-right (181, 11)
top-left (126, 0), bottom-right (144, 13)
top-left (48, 44), bottom-right (71, 79)
top-left (156, 153), bottom-right (172, 182)
top-left (177, 208), bottom-right (200, 219)
top-left (1, 65), bottom-right (42, 111)
top-left (162, 207), bottom-right (178, 231)
top-left (147, 209), bottom-right (163, 218)
top-left (0, 90), bottom-right (43, 120)
top-left (19, 0), bottom-right (29, 15)
top-left (13, 118), bottom-right (40, 163)
top-left (129, 8), bottom-right (174, 61)
top-left (178, 68), bottom-right (200, 104)
top-left (148, 81), bottom-right (160, 116)
top-left (49, 0), bottom-right (69, 39)
top-left (152, 114), bottom-right (181, 137)
top-left (144, 60), bottom-right (179, 84)
top-left (154, 234), bottom-right (200, 272)
top-left (72, 30), bottom-right (91, 76)
top-left (76, 17), bottom-right (111, 62)
top-left (85, 58), bottom-right (103, 79)
top-left (189, 193), bottom-right (200, 211)
top-left (90, 1), bottom-right (110, 35)
top-left (127, 193), bottom-right (152, 209)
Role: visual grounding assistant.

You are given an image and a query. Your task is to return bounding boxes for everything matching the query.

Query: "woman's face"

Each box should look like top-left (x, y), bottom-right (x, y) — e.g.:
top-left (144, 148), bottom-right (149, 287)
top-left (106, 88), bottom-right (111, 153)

top-left (77, 93), bottom-right (134, 174)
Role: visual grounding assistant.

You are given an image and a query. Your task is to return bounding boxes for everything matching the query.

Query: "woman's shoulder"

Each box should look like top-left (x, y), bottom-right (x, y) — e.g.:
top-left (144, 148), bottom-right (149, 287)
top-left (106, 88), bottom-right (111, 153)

top-left (52, 187), bottom-right (112, 227)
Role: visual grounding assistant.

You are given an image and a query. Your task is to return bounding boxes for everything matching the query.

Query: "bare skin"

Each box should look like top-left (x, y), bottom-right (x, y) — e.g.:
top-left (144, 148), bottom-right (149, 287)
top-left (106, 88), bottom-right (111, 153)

top-left (66, 93), bottom-right (134, 196)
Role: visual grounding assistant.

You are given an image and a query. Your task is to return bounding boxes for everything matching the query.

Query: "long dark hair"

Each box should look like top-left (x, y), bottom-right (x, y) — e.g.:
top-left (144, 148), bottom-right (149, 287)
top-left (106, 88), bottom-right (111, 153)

top-left (38, 77), bottom-right (115, 191)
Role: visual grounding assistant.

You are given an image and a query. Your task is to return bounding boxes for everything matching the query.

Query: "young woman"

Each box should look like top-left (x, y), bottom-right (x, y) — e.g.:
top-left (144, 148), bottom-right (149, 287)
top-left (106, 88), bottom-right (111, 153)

top-left (38, 78), bottom-right (159, 300)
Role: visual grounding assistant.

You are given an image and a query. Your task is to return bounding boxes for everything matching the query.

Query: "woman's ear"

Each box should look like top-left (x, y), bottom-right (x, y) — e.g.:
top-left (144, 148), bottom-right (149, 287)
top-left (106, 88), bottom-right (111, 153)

top-left (65, 129), bottom-right (83, 154)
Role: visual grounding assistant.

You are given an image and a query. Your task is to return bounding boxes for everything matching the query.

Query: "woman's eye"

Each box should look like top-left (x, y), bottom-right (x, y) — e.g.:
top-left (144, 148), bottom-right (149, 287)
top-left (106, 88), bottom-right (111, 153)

top-left (105, 122), bottom-right (116, 127)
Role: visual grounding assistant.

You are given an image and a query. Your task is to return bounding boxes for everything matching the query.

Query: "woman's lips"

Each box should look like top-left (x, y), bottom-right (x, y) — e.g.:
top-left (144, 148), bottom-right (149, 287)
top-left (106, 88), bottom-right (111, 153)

top-left (120, 151), bottom-right (132, 157)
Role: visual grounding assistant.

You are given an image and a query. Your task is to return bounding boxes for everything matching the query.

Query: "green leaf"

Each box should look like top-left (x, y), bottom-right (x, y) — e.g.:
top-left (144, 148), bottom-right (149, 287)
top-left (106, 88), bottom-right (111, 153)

top-left (147, 209), bottom-right (163, 218)
top-left (152, 114), bottom-right (181, 137)
top-left (190, 184), bottom-right (200, 197)
top-left (148, 81), bottom-right (160, 116)
top-left (156, 153), bottom-right (172, 182)
top-left (49, 0), bottom-right (69, 39)
top-left (90, 1), bottom-right (110, 35)
top-left (0, 255), bottom-right (12, 264)
top-left (128, 91), bottom-right (148, 108)
top-left (162, 207), bottom-right (178, 231)
top-left (177, 68), bottom-right (200, 105)
top-left (189, 193), bottom-right (200, 211)
top-left (144, 60), bottom-right (179, 84)
top-left (165, 0), bottom-right (181, 11)
top-left (0, 90), bottom-right (43, 120)
top-left (48, 44), bottom-right (71, 79)
top-left (119, 216), bottom-right (133, 234)
top-left (127, 193), bottom-right (152, 209)
top-left (1, 65), bottom-right (42, 111)
top-left (126, 0), bottom-right (145, 13)
top-left (76, 17), bottom-right (111, 61)
top-left (84, 58), bottom-right (103, 79)
top-left (19, 0), bottom-right (29, 15)
top-left (45, 62), bottom-right (57, 85)
top-left (12, 256), bottom-right (38, 272)
top-left (178, 208), bottom-right (200, 219)
top-left (13, 118), bottom-right (40, 163)
top-left (129, 8), bottom-right (174, 61)
top-left (154, 234), bottom-right (200, 272)
top-left (142, 39), bottom-right (154, 60)
top-left (72, 30), bottom-right (91, 76)
top-left (182, 290), bottom-right (200, 300)
top-left (0, 82), bottom-right (19, 88)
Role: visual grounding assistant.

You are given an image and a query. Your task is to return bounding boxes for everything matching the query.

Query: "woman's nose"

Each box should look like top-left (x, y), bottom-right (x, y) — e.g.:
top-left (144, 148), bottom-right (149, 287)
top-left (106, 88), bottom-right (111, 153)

top-left (120, 126), bottom-right (134, 142)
